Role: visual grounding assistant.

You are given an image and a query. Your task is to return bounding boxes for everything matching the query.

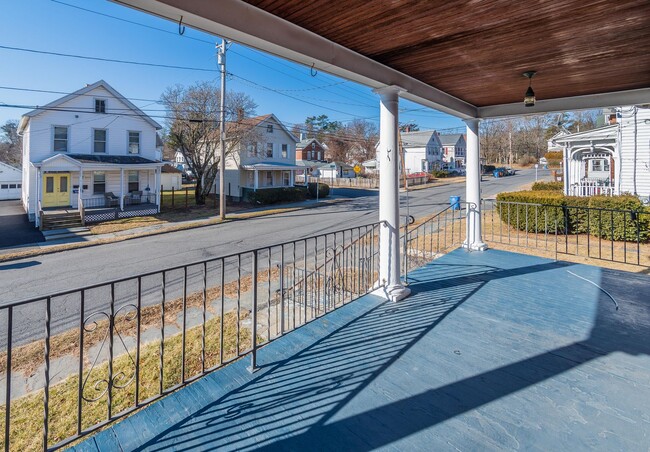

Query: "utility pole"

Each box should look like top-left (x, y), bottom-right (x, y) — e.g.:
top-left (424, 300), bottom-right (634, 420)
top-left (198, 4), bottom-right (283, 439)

top-left (218, 39), bottom-right (228, 220)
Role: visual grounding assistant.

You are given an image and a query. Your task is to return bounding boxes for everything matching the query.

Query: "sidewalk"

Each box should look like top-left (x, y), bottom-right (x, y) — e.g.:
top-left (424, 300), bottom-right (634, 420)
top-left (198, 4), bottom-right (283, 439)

top-left (0, 197), bottom-right (350, 262)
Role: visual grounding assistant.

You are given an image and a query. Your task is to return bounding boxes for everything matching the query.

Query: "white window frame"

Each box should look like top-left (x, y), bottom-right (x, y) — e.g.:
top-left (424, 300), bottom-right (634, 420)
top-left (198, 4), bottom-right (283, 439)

top-left (93, 128), bottom-right (107, 153)
top-left (94, 98), bottom-right (106, 113)
top-left (266, 143), bottom-right (273, 158)
top-left (93, 171), bottom-right (106, 195)
top-left (283, 171), bottom-right (290, 186)
top-left (53, 126), bottom-right (69, 153)
top-left (128, 131), bottom-right (141, 155)
top-left (267, 124), bottom-right (274, 133)
top-left (128, 171), bottom-right (139, 192)
top-left (282, 144), bottom-right (288, 159)
top-left (265, 171), bottom-right (273, 186)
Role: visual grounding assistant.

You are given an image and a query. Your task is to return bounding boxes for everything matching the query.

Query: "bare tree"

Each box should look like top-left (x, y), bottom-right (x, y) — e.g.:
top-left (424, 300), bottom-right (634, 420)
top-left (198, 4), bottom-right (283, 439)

top-left (161, 82), bottom-right (258, 204)
top-left (0, 120), bottom-right (22, 166)
top-left (346, 119), bottom-right (378, 162)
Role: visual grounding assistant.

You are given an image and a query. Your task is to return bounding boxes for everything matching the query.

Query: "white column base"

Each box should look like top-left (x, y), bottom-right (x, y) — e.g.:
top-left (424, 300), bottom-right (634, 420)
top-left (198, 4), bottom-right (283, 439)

top-left (462, 240), bottom-right (488, 251)
top-left (371, 284), bottom-right (411, 302)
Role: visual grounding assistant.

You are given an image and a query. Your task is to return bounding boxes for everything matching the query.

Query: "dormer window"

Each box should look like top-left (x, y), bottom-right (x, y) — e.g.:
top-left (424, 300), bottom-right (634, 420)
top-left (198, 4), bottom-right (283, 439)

top-left (95, 99), bottom-right (106, 113)
top-left (267, 124), bottom-right (273, 133)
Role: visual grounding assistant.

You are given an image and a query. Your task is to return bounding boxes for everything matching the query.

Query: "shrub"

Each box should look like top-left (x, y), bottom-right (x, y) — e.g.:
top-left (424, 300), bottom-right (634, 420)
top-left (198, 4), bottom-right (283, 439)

top-left (517, 154), bottom-right (537, 165)
top-left (586, 195), bottom-right (650, 242)
top-left (531, 181), bottom-right (563, 192)
top-left (495, 191), bottom-right (650, 241)
top-left (247, 186), bottom-right (308, 205)
top-left (307, 182), bottom-right (330, 198)
top-left (432, 170), bottom-right (451, 178)
top-left (544, 151), bottom-right (563, 167)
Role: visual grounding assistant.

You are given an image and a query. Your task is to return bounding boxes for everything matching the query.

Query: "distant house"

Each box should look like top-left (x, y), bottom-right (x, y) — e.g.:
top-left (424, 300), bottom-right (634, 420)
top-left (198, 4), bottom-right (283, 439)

top-left (440, 134), bottom-right (466, 168)
top-left (400, 130), bottom-right (443, 174)
top-left (0, 162), bottom-right (22, 200)
top-left (299, 161), bottom-right (356, 180)
top-left (214, 114), bottom-right (300, 201)
top-left (161, 165), bottom-right (183, 190)
top-left (174, 150), bottom-right (190, 173)
top-left (296, 138), bottom-right (327, 162)
top-left (362, 158), bottom-right (379, 175)
top-left (553, 106), bottom-right (650, 199)
top-left (18, 80), bottom-right (164, 227)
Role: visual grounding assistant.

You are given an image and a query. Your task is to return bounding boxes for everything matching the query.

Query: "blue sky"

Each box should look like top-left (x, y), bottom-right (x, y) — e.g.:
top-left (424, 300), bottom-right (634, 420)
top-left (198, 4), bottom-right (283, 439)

top-left (0, 0), bottom-right (465, 132)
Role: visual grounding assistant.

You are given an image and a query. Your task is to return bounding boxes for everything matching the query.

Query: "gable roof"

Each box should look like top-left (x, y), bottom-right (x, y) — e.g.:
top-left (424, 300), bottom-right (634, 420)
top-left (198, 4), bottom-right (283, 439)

top-left (18, 80), bottom-right (161, 132)
top-left (230, 114), bottom-right (299, 142)
top-left (400, 131), bottom-right (438, 148)
top-left (552, 124), bottom-right (618, 143)
top-left (0, 161), bottom-right (21, 174)
top-left (297, 138), bottom-right (324, 149)
top-left (439, 134), bottom-right (464, 146)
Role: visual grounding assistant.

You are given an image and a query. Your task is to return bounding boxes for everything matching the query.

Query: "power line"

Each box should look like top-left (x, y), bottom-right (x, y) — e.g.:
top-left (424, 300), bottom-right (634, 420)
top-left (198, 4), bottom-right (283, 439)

top-left (49, 0), bottom-right (377, 107)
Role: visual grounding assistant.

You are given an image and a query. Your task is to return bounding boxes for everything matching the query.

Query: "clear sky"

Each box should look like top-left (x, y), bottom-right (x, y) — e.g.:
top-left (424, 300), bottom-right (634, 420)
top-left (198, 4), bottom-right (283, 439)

top-left (0, 0), bottom-right (465, 133)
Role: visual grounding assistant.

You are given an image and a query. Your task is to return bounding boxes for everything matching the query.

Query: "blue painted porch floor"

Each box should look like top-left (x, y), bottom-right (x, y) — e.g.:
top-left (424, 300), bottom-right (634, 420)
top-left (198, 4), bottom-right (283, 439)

top-left (74, 249), bottom-right (650, 451)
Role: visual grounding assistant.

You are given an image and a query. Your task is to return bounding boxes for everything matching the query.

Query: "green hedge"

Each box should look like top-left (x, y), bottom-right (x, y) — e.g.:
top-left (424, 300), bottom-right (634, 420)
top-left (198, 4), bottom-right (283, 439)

top-left (495, 191), bottom-right (650, 242)
top-left (247, 186), bottom-right (308, 205)
top-left (531, 181), bottom-right (563, 192)
top-left (307, 182), bottom-right (330, 198)
top-left (432, 170), bottom-right (451, 178)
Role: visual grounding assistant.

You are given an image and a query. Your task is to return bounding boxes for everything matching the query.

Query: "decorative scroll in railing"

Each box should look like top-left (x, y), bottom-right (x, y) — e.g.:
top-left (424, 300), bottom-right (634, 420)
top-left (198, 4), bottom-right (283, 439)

top-left (0, 222), bottom-right (381, 451)
top-left (481, 199), bottom-right (649, 267)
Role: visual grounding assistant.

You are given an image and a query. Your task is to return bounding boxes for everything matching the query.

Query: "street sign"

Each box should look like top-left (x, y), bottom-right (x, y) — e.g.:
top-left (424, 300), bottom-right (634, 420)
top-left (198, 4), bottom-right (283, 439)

top-left (353, 164), bottom-right (362, 174)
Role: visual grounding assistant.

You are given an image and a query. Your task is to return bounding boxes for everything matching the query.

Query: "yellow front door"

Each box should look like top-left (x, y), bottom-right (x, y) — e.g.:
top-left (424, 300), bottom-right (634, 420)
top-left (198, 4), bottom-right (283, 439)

top-left (42, 173), bottom-right (71, 207)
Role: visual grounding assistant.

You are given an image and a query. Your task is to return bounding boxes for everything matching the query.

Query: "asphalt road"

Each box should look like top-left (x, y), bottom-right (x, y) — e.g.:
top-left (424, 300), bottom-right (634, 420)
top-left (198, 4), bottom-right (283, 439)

top-left (0, 168), bottom-right (548, 348)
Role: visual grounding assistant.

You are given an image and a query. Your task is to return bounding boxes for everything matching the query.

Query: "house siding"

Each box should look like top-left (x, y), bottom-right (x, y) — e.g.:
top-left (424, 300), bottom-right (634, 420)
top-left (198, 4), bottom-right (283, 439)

top-left (21, 83), bottom-right (162, 221)
top-left (619, 107), bottom-right (650, 197)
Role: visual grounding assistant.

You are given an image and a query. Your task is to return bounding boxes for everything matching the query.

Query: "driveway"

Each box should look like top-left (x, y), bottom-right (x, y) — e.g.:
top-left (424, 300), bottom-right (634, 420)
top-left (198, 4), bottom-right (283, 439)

top-left (0, 200), bottom-right (44, 249)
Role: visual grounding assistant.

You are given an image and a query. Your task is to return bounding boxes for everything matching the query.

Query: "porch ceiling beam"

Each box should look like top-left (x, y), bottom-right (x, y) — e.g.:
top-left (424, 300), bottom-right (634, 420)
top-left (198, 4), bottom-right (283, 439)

top-left (478, 88), bottom-right (650, 119)
top-left (112, 0), bottom-right (478, 119)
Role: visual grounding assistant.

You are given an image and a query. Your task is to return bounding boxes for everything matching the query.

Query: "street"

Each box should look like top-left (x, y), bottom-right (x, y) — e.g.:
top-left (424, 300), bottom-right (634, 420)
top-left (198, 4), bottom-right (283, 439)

top-left (0, 168), bottom-right (547, 304)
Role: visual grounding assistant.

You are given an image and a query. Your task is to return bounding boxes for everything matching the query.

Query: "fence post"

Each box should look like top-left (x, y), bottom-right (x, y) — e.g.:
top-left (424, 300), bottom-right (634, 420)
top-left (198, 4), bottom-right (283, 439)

top-left (160, 184), bottom-right (163, 212)
top-left (249, 250), bottom-right (258, 373)
top-left (171, 187), bottom-right (175, 208)
top-left (185, 187), bottom-right (188, 209)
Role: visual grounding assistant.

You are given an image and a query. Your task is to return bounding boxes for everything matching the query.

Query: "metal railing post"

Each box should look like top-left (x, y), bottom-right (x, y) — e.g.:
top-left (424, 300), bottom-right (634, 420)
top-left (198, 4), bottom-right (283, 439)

top-left (250, 250), bottom-right (258, 372)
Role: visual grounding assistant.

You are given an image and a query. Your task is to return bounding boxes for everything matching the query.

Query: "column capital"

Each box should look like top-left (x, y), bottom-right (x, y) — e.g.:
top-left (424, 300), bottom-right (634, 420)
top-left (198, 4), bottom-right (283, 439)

top-left (373, 85), bottom-right (406, 97)
top-left (463, 118), bottom-right (482, 126)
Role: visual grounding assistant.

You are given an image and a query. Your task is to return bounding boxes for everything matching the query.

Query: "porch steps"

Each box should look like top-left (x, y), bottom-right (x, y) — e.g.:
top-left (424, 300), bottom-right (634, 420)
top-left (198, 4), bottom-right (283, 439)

top-left (42, 227), bottom-right (92, 242)
top-left (41, 212), bottom-right (83, 231)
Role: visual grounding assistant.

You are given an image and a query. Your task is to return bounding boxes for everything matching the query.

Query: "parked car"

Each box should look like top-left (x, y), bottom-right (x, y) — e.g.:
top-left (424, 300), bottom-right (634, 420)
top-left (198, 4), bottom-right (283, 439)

top-left (493, 167), bottom-right (515, 178)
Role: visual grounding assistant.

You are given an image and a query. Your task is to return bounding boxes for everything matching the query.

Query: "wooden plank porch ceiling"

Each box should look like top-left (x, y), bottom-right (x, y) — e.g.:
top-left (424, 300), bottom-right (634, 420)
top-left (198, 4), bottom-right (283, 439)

top-left (243, 0), bottom-right (650, 108)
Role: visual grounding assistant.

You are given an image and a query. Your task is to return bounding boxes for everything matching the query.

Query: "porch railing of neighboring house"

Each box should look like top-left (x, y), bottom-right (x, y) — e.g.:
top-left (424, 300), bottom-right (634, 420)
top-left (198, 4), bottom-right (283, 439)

top-left (79, 194), bottom-right (159, 223)
top-left (481, 199), bottom-right (649, 267)
top-left (0, 221), bottom-right (382, 451)
top-left (570, 178), bottom-right (616, 197)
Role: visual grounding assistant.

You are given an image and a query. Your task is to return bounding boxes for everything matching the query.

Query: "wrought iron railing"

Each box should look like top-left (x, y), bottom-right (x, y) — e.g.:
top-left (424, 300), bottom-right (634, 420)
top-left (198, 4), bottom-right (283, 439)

top-left (402, 201), bottom-right (473, 280)
top-left (123, 192), bottom-right (157, 206)
top-left (0, 222), bottom-right (381, 451)
top-left (481, 199), bottom-right (649, 266)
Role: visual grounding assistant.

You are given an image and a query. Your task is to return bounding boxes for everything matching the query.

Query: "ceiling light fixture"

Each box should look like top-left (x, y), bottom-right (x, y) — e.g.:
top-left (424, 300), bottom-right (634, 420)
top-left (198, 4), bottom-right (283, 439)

top-left (523, 71), bottom-right (536, 107)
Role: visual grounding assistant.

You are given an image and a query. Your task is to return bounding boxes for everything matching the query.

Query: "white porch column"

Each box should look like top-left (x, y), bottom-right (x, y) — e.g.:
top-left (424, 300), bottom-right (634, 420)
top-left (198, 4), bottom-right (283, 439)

top-left (375, 85), bottom-right (410, 302)
top-left (78, 169), bottom-right (83, 206)
top-left (463, 118), bottom-right (487, 251)
top-left (290, 170), bottom-right (294, 186)
top-left (119, 168), bottom-right (125, 210)
top-left (254, 170), bottom-right (259, 191)
top-left (35, 168), bottom-right (41, 228)
top-left (563, 146), bottom-right (570, 195)
top-left (155, 168), bottom-right (161, 212)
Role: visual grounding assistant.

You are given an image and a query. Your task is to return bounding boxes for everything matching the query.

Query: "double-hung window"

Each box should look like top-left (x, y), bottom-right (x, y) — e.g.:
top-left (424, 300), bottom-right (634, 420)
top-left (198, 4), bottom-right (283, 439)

top-left (95, 99), bottom-right (106, 113)
top-left (128, 131), bottom-right (141, 154)
top-left (53, 126), bottom-right (68, 152)
top-left (266, 172), bottom-right (273, 186)
top-left (93, 172), bottom-right (106, 194)
top-left (128, 171), bottom-right (139, 192)
top-left (283, 171), bottom-right (290, 186)
top-left (267, 124), bottom-right (273, 133)
top-left (266, 143), bottom-right (273, 158)
top-left (281, 144), bottom-right (288, 159)
top-left (93, 129), bottom-right (107, 153)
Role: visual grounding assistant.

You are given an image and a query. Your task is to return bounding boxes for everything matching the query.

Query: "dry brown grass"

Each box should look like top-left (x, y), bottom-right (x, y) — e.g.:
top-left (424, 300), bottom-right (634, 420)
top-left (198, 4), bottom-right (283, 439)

top-left (0, 311), bottom-right (252, 451)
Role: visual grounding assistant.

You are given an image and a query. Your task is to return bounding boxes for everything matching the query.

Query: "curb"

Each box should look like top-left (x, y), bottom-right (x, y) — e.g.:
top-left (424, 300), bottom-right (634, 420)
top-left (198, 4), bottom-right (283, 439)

top-left (0, 198), bottom-right (350, 264)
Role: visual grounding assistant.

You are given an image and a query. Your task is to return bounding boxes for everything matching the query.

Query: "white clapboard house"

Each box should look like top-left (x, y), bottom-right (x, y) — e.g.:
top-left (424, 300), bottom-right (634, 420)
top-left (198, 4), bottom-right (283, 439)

top-left (553, 106), bottom-right (650, 200)
top-left (400, 130), bottom-right (443, 174)
top-left (18, 80), bottom-right (165, 228)
top-left (214, 114), bottom-right (300, 201)
top-left (440, 133), bottom-right (467, 169)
